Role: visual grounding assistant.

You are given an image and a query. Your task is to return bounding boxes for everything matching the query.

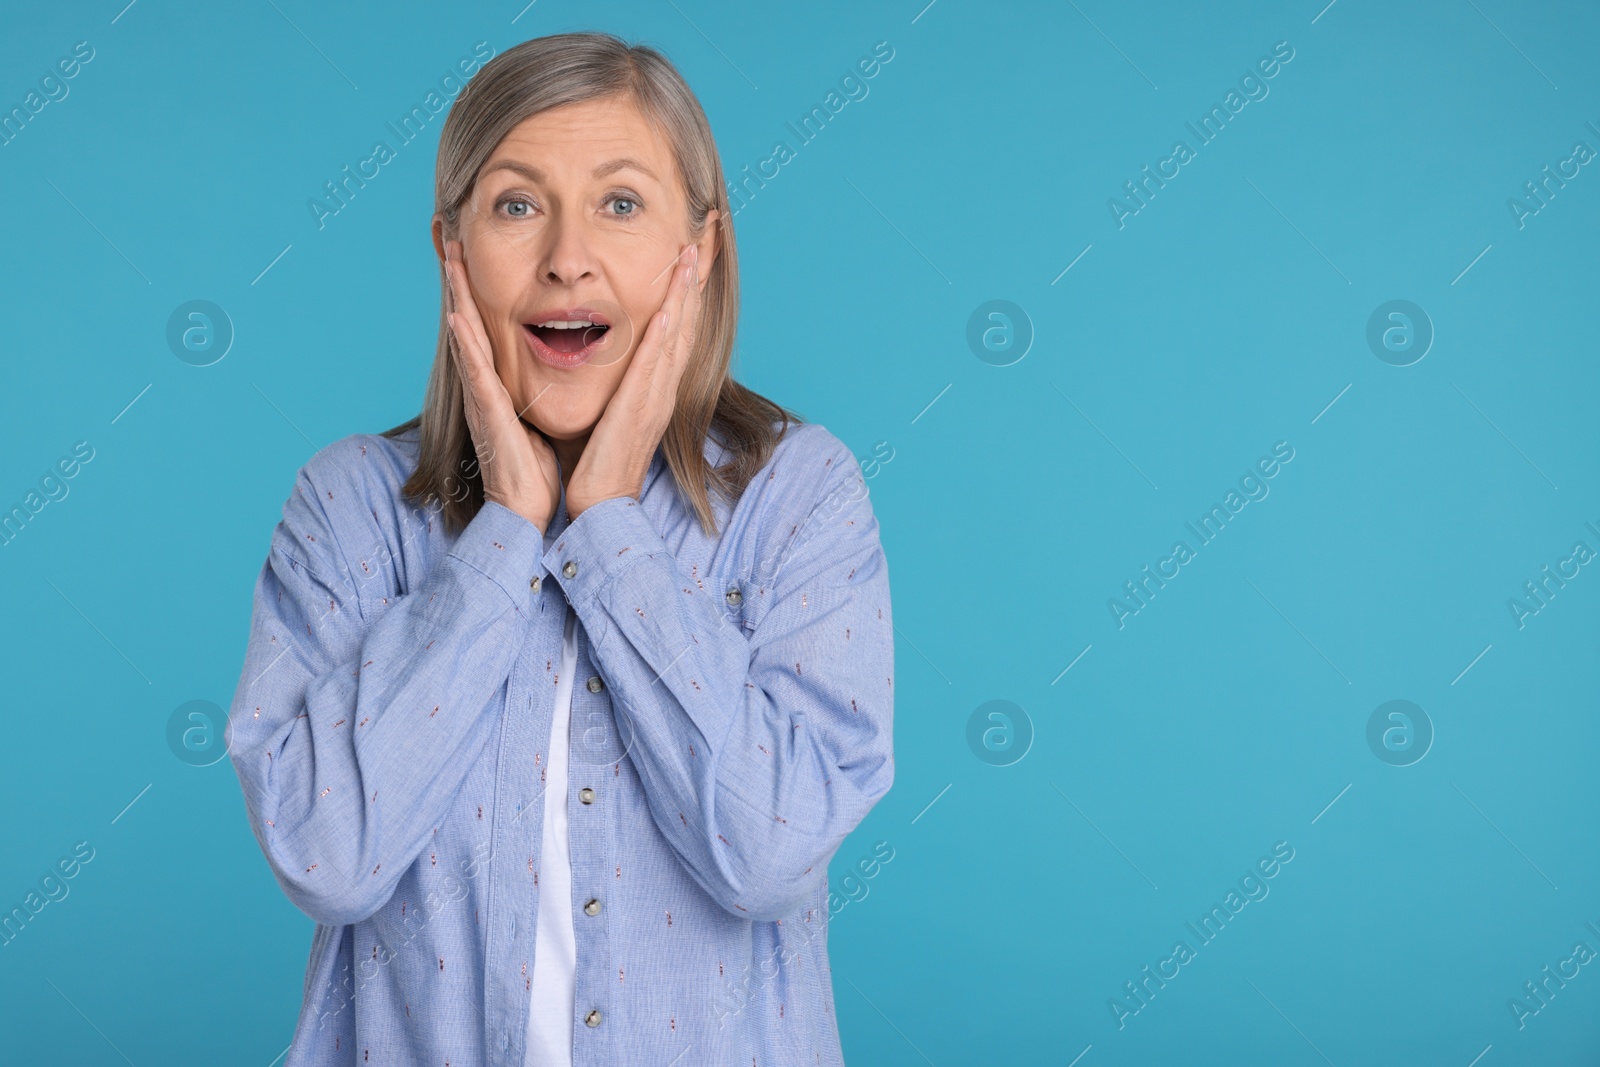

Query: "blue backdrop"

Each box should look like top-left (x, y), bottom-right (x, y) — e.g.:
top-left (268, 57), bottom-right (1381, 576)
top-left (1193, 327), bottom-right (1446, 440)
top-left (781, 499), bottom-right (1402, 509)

top-left (2, 1), bottom-right (1597, 1063)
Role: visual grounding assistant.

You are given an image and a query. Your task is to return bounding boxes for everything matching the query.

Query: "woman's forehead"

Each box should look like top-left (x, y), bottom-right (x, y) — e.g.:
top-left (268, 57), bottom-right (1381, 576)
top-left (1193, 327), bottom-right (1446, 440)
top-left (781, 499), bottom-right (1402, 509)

top-left (492, 98), bottom-right (672, 168)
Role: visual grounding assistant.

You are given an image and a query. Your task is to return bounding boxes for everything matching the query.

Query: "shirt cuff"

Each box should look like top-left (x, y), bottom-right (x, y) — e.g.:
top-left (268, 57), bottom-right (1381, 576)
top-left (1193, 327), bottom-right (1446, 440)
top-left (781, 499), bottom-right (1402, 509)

top-left (542, 495), bottom-right (663, 607)
top-left (446, 499), bottom-right (547, 611)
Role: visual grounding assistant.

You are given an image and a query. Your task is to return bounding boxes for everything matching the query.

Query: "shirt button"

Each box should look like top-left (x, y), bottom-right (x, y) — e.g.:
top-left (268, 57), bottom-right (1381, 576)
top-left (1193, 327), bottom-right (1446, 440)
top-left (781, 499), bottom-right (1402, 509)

top-left (583, 897), bottom-right (601, 916)
top-left (585, 1009), bottom-right (602, 1027)
top-left (563, 560), bottom-right (578, 578)
top-left (579, 787), bottom-right (595, 804)
top-left (529, 576), bottom-right (541, 593)
top-left (725, 587), bottom-right (742, 606)
top-left (586, 676), bottom-right (604, 693)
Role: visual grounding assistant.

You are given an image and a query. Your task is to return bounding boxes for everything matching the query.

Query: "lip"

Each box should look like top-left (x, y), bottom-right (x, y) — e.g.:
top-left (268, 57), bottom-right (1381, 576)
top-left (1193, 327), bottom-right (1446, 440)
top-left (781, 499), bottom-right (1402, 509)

top-left (520, 306), bottom-right (614, 369)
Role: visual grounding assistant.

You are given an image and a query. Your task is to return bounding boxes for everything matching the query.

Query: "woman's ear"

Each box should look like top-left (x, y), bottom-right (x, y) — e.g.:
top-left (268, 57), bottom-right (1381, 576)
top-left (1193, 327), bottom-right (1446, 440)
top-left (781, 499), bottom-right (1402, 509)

top-left (694, 209), bottom-right (723, 292)
top-left (431, 214), bottom-right (448, 265)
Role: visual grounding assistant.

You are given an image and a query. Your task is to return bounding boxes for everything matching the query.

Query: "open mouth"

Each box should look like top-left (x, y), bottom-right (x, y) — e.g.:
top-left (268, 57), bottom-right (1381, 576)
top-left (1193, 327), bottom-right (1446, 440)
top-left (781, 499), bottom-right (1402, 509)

top-left (521, 315), bottom-right (612, 368)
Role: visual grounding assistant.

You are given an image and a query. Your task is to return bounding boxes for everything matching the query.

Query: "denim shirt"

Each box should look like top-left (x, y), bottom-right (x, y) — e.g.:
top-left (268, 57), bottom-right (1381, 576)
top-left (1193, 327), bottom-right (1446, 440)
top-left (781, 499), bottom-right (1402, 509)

top-left (225, 419), bottom-right (895, 1067)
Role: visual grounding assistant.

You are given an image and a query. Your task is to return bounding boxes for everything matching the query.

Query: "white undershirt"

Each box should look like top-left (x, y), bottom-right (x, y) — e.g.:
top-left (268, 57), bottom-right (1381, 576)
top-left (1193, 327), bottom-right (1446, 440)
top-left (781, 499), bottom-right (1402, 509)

top-left (526, 607), bottom-right (578, 1066)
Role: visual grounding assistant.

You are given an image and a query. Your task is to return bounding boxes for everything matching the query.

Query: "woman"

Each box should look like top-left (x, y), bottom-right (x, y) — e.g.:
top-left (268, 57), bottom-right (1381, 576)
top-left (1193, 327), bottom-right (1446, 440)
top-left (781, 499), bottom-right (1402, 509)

top-left (225, 30), bottom-right (894, 1067)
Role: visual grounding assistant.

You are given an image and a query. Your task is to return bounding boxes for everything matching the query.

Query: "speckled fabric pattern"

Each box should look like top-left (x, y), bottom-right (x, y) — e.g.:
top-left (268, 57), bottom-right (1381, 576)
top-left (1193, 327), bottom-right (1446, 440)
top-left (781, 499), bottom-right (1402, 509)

top-left (226, 420), bottom-right (894, 1066)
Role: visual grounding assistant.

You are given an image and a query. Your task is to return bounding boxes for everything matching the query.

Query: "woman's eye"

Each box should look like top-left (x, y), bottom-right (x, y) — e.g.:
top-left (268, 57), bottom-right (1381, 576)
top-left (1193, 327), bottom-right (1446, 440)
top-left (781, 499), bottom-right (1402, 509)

top-left (500, 197), bottom-right (534, 218)
top-left (608, 196), bottom-right (638, 217)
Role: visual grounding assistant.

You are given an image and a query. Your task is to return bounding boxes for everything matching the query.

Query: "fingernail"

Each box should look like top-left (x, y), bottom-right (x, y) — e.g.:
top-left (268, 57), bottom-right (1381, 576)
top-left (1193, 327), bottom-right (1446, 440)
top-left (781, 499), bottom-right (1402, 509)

top-left (688, 245), bottom-right (699, 266)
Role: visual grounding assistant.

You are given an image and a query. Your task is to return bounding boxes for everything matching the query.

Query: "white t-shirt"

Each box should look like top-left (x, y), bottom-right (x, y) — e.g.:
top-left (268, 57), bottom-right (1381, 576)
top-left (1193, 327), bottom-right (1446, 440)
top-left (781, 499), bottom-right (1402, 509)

top-left (525, 607), bottom-right (578, 1065)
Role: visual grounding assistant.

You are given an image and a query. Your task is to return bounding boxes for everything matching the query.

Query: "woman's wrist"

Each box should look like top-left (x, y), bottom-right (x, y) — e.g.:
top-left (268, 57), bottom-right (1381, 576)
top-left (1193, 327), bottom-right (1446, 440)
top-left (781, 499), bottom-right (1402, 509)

top-left (484, 490), bottom-right (551, 536)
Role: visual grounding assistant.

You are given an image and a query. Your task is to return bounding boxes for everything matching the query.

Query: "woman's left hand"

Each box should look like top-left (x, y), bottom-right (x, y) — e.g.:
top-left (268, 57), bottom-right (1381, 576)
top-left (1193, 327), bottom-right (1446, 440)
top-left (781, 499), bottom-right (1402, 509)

top-left (566, 242), bottom-right (702, 519)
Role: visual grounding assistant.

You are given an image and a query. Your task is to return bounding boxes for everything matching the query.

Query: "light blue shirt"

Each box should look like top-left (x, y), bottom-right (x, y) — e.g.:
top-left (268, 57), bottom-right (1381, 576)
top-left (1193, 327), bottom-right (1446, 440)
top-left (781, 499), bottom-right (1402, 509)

top-left (225, 419), bottom-right (895, 1066)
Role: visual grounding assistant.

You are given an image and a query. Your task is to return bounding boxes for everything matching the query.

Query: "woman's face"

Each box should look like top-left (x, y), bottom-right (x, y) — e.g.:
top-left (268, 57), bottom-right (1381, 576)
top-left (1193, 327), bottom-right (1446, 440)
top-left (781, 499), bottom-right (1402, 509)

top-left (434, 94), bottom-right (719, 447)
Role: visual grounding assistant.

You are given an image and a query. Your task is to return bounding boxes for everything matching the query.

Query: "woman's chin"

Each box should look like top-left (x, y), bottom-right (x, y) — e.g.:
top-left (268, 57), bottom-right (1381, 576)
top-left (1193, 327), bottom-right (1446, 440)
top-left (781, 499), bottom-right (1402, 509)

top-left (523, 406), bottom-right (603, 441)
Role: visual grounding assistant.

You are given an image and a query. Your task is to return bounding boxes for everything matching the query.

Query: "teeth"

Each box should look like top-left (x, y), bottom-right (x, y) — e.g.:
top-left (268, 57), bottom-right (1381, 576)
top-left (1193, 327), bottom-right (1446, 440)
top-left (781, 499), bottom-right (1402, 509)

top-left (533, 319), bottom-right (596, 329)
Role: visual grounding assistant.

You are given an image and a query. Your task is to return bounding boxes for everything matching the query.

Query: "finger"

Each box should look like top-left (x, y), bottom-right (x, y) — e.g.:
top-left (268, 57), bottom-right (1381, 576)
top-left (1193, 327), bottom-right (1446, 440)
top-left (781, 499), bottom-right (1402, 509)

top-left (611, 248), bottom-right (688, 409)
top-left (443, 251), bottom-right (515, 419)
top-left (446, 311), bottom-right (490, 448)
top-left (445, 246), bottom-right (496, 369)
top-left (640, 245), bottom-right (696, 377)
top-left (449, 308), bottom-right (517, 439)
top-left (673, 249), bottom-right (703, 371)
top-left (657, 245), bottom-right (695, 338)
top-left (650, 247), bottom-right (700, 392)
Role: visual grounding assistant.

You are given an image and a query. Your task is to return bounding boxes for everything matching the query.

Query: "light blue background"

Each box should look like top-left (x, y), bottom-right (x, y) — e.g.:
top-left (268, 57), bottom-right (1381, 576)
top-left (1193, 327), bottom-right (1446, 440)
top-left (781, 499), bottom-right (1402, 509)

top-left (2, 1), bottom-right (1597, 1063)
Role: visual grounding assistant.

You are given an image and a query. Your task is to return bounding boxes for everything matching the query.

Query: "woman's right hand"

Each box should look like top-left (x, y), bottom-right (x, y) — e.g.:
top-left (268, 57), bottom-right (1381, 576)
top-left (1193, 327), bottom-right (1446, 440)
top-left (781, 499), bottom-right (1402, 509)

top-left (443, 238), bottom-right (561, 534)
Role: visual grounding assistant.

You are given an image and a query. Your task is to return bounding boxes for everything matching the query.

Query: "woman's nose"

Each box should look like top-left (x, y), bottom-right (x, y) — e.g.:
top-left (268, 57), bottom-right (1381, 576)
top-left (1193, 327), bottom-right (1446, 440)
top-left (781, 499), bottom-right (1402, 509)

top-left (539, 217), bottom-right (597, 285)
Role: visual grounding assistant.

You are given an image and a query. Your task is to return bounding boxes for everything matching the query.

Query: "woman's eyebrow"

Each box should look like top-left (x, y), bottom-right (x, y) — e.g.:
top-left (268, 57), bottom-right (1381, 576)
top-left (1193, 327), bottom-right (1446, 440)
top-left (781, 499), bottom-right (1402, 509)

top-left (591, 157), bottom-right (657, 182)
top-left (480, 157), bottom-right (659, 183)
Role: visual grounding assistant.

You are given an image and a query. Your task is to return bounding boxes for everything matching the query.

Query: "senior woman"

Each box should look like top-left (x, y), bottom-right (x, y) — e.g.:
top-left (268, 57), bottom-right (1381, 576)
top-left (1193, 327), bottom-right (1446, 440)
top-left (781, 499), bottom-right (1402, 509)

top-left (225, 30), bottom-right (894, 1067)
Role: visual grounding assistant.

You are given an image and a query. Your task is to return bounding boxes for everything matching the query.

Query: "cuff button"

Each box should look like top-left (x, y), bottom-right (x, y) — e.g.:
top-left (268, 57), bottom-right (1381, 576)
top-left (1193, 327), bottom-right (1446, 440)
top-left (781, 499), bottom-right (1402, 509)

top-left (562, 560), bottom-right (578, 579)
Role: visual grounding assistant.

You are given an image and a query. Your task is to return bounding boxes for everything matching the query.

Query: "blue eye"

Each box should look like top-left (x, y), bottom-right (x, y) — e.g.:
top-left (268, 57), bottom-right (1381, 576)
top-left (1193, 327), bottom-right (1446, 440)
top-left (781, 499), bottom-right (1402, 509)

top-left (502, 198), bottom-right (532, 218)
top-left (609, 196), bottom-right (638, 217)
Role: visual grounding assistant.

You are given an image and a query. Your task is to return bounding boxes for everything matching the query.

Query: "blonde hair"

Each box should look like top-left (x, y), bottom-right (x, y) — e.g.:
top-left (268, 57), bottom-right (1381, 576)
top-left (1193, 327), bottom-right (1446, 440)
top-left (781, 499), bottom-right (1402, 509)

top-left (384, 31), bottom-right (799, 536)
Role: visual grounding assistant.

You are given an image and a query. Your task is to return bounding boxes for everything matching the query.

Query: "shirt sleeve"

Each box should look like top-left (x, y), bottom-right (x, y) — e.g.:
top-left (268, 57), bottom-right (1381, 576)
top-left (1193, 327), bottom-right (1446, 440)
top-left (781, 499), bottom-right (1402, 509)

top-left (226, 457), bottom-right (545, 927)
top-left (544, 446), bottom-right (894, 921)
